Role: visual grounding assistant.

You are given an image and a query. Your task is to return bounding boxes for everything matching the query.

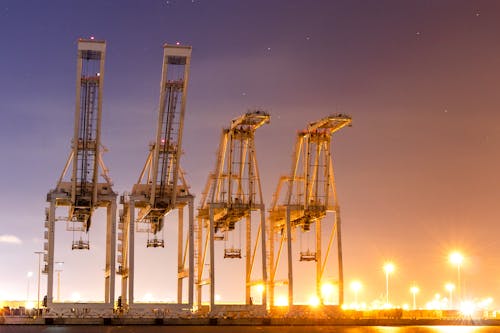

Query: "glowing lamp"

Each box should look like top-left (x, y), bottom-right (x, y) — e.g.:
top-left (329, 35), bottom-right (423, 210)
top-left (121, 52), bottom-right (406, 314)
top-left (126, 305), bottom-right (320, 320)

top-left (308, 295), bottom-right (320, 307)
top-left (449, 252), bottom-right (463, 265)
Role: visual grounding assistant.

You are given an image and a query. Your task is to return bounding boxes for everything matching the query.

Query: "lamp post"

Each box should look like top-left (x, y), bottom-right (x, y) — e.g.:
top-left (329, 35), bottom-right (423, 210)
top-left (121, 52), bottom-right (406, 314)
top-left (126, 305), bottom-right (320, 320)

top-left (55, 261), bottom-right (64, 302)
top-left (34, 251), bottom-right (44, 314)
top-left (410, 285), bottom-right (419, 310)
top-left (26, 272), bottom-right (33, 302)
top-left (449, 252), bottom-right (463, 303)
top-left (253, 283), bottom-right (265, 304)
top-left (321, 282), bottom-right (334, 304)
top-left (445, 283), bottom-right (455, 309)
top-left (350, 280), bottom-right (362, 306)
top-left (383, 262), bottom-right (395, 305)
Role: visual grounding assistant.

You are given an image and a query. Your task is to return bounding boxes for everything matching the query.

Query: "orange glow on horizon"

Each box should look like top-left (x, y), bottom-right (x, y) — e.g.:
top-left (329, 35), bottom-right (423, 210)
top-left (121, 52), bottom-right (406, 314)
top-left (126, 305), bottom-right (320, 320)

top-left (275, 295), bottom-right (288, 307)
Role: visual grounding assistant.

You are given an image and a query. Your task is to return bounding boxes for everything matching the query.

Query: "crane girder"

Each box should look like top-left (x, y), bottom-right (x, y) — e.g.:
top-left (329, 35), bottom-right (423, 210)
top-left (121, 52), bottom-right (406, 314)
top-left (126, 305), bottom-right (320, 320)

top-left (306, 113), bottom-right (352, 134)
top-left (230, 110), bottom-right (270, 131)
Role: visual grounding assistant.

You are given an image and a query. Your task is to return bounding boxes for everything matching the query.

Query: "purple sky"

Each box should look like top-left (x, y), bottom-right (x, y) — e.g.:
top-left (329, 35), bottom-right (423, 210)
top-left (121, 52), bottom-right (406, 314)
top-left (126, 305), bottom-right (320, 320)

top-left (2, 0), bottom-right (500, 307)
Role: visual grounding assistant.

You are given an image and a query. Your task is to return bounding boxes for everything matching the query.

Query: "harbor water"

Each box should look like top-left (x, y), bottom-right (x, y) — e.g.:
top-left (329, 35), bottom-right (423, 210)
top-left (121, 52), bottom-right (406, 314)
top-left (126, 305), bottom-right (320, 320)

top-left (1, 326), bottom-right (500, 333)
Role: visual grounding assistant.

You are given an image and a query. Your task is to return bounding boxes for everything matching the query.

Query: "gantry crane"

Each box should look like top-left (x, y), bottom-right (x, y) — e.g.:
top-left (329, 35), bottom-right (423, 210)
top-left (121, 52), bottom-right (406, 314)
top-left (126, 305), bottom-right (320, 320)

top-left (44, 39), bottom-right (117, 315)
top-left (196, 110), bottom-right (269, 313)
top-left (268, 114), bottom-right (351, 308)
top-left (118, 44), bottom-right (194, 313)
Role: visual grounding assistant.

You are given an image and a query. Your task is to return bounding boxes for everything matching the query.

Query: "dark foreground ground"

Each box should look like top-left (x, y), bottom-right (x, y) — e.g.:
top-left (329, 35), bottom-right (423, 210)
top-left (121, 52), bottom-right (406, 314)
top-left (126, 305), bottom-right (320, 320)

top-left (2, 316), bottom-right (500, 326)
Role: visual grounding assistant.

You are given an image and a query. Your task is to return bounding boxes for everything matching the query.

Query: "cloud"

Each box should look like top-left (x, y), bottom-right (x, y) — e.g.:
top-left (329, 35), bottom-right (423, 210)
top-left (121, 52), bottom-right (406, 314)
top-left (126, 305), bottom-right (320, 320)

top-left (31, 237), bottom-right (43, 244)
top-left (0, 234), bottom-right (22, 244)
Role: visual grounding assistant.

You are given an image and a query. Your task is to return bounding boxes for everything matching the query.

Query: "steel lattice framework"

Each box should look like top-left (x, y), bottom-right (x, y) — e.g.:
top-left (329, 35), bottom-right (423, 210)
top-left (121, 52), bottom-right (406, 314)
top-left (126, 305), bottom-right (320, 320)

top-left (39, 39), bottom-right (355, 318)
top-left (44, 39), bottom-right (117, 316)
top-left (118, 44), bottom-right (194, 314)
top-left (268, 114), bottom-right (351, 308)
top-left (196, 110), bottom-right (269, 313)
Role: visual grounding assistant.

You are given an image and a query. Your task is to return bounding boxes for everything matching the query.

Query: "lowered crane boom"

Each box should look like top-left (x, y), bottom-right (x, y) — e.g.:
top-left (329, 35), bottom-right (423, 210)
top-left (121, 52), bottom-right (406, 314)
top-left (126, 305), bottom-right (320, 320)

top-left (196, 110), bottom-right (270, 313)
top-left (268, 114), bottom-right (351, 308)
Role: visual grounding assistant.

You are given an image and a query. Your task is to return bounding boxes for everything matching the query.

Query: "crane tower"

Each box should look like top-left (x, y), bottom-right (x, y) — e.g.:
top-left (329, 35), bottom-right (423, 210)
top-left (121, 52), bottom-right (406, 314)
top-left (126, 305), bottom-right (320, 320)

top-left (118, 44), bottom-right (194, 313)
top-left (44, 39), bottom-right (117, 315)
top-left (268, 114), bottom-right (351, 308)
top-left (196, 110), bottom-right (269, 313)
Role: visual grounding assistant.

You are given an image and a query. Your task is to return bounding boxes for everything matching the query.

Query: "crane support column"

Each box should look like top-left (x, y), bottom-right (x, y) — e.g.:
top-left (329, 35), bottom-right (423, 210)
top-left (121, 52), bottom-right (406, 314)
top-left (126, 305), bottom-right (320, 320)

top-left (286, 205), bottom-right (293, 307)
top-left (188, 197), bottom-right (195, 308)
top-left (260, 205), bottom-right (267, 309)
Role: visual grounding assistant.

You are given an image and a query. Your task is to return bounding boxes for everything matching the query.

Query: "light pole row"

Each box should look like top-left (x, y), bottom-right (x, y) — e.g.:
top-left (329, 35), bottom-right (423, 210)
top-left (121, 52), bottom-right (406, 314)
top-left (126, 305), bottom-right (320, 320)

top-left (29, 252), bottom-right (463, 309)
top-left (381, 252), bottom-right (463, 309)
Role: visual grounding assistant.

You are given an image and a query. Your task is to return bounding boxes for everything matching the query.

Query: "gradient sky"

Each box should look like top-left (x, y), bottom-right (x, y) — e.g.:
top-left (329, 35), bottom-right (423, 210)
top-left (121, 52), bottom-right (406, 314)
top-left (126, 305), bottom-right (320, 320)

top-left (2, 0), bottom-right (500, 307)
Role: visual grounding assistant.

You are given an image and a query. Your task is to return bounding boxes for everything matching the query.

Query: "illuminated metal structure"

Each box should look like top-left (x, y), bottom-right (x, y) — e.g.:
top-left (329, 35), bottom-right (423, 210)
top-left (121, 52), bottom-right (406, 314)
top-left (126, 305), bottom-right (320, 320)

top-left (268, 114), bottom-right (351, 307)
top-left (118, 44), bottom-right (194, 313)
top-left (196, 111), bottom-right (269, 313)
top-left (44, 39), bottom-right (117, 314)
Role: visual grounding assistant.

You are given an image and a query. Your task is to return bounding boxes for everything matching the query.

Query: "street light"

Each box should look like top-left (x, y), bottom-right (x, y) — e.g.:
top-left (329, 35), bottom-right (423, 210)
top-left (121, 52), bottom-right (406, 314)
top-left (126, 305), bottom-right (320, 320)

top-left (350, 280), bottom-right (362, 306)
top-left (383, 262), bottom-right (395, 305)
top-left (55, 261), bottom-right (64, 302)
top-left (445, 283), bottom-right (455, 308)
top-left (253, 283), bottom-right (265, 304)
top-left (26, 272), bottom-right (33, 302)
top-left (308, 295), bottom-right (320, 307)
top-left (410, 285), bottom-right (419, 309)
top-left (34, 251), bottom-right (44, 314)
top-left (321, 282), bottom-right (334, 304)
top-left (449, 252), bottom-right (463, 303)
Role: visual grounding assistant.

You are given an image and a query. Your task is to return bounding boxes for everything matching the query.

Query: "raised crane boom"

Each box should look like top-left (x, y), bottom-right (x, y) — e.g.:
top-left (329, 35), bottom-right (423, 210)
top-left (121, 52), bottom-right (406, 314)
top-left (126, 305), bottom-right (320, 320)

top-left (70, 40), bottom-right (107, 229)
top-left (51, 39), bottom-right (115, 244)
top-left (132, 45), bottom-right (192, 235)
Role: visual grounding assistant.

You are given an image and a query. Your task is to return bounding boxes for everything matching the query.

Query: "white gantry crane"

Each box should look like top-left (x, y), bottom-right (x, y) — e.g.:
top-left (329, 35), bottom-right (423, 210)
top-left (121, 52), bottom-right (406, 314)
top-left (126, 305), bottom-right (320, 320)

top-left (196, 110), bottom-right (269, 314)
top-left (268, 114), bottom-right (351, 309)
top-left (118, 44), bottom-right (194, 314)
top-left (44, 39), bottom-right (117, 315)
